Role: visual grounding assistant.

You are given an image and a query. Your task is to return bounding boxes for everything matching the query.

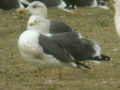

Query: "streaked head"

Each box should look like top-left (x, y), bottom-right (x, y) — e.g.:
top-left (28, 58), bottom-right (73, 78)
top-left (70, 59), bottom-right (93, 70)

top-left (27, 1), bottom-right (47, 16)
top-left (17, 1), bottom-right (47, 18)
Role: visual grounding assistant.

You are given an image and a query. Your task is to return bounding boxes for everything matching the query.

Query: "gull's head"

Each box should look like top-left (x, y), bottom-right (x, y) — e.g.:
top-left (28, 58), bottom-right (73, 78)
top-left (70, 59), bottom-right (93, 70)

top-left (28, 1), bottom-right (47, 16)
top-left (17, 1), bottom-right (47, 18)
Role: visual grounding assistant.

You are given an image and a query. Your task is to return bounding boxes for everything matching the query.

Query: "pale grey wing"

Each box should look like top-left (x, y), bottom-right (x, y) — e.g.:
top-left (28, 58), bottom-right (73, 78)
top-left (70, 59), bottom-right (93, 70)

top-left (38, 34), bottom-right (75, 63)
top-left (51, 32), bottom-right (98, 60)
top-left (49, 20), bottom-right (74, 34)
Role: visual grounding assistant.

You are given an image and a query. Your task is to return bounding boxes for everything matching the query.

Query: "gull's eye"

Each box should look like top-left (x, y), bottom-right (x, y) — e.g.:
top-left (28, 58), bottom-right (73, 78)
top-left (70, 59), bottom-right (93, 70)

top-left (32, 5), bottom-right (38, 8)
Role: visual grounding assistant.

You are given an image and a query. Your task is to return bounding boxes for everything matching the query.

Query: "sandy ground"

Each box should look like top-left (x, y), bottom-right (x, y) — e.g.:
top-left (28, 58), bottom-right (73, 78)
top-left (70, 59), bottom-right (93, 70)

top-left (0, 7), bottom-right (120, 90)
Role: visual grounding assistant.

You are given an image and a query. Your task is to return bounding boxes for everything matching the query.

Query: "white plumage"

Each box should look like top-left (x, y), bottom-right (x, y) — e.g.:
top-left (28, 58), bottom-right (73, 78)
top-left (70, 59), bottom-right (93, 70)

top-left (18, 27), bottom-right (63, 67)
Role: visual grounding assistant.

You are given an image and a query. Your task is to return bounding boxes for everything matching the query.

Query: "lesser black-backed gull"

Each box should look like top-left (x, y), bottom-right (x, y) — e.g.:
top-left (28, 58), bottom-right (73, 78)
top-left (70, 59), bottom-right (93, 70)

top-left (17, 1), bottom-right (111, 70)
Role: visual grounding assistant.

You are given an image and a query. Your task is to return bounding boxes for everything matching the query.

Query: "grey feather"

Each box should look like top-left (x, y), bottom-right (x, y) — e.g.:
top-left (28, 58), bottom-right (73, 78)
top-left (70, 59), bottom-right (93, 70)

top-left (38, 34), bottom-right (75, 63)
top-left (39, 32), bottom-right (97, 62)
top-left (49, 20), bottom-right (74, 34)
top-left (51, 32), bottom-right (97, 60)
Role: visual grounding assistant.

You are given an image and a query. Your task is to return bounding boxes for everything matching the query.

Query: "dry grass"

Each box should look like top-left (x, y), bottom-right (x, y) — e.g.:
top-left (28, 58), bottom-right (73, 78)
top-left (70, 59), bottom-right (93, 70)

top-left (0, 7), bottom-right (120, 90)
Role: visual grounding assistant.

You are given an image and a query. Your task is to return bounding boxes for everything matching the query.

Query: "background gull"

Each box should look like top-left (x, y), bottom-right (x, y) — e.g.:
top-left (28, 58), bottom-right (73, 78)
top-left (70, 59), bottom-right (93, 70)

top-left (18, 0), bottom-right (73, 13)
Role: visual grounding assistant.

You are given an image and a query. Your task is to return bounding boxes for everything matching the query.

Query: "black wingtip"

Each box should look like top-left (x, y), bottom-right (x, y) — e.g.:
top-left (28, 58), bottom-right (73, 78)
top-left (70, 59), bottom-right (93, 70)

top-left (93, 54), bottom-right (112, 62)
top-left (76, 62), bottom-right (91, 70)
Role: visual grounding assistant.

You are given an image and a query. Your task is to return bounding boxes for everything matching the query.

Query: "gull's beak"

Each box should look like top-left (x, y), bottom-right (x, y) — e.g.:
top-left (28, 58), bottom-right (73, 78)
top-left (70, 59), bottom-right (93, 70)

top-left (17, 8), bottom-right (27, 14)
top-left (107, 0), bottom-right (114, 12)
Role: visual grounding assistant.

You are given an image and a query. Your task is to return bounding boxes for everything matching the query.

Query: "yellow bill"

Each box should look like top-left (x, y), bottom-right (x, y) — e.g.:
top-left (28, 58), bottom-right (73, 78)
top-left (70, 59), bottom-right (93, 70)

top-left (17, 8), bottom-right (26, 14)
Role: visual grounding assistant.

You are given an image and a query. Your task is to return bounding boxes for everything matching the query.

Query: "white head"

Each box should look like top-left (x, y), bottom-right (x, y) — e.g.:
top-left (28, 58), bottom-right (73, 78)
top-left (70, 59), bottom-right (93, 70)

top-left (27, 1), bottom-right (47, 18)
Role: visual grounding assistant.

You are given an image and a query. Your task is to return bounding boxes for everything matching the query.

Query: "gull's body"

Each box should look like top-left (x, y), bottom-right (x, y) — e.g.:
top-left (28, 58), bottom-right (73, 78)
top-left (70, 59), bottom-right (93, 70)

top-left (18, 1), bottom-right (111, 69)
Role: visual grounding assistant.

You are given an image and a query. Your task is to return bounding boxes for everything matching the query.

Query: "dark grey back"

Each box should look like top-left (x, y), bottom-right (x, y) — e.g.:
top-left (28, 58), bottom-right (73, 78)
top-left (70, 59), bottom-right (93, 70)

top-left (51, 32), bottom-right (96, 60)
top-left (38, 34), bottom-right (75, 62)
top-left (39, 32), bottom-right (97, 61)
top-left (49, 20), bottom-right (73, 34)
